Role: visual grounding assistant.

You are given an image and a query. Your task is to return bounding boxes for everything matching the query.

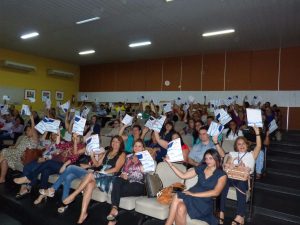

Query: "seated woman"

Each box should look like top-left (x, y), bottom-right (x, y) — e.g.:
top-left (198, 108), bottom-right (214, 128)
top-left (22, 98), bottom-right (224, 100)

top-left (106, 139), bottom-right (146, 225)
top-left (15, 131), bottom-right (59, 198)
top-left (153, 130), bottom-right (190, 164)
top-left (14, 132), bottom-right (86, 204)
top-left (164, 149), bottom-right (227, 225)
top-left (46, 135), bottom-right (125, 224)
top-left (222, 120), bottom-right (243, 141)
top-left (0, 114), bottom-right (38, 183)
top-left (220, 125), bottom-right (261, 225)
top-left (159, 121), bottom-right (175, 142)
top-left (119, 123), bottom-right (147, 153)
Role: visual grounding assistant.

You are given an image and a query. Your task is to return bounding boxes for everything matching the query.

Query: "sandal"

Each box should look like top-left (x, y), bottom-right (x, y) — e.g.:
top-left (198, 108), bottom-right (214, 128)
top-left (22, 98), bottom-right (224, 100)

top-left (39, 188), bottom-right (55, 197)
top-left (57, 203), bottom-right (68, 214)
top-left (34, 195), bottom-right (47, 205)
top-left (15, 185), bottom-right (31, 199)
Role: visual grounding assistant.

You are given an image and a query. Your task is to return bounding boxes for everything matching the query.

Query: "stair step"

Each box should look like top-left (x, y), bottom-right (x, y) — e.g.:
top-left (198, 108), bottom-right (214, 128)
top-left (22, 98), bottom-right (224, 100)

top-left (255, 182), bottom-right (300, 197)
top-left (267, 155), bottom-right (300, 165)
top-left (256, 172), bottom-right (300, 191)
top-left (267, 168), bottom-right (300, 178)
top-left (253, 189), bottom-right (300, 218)
top-left (253, 207), bottom-right (300, 224)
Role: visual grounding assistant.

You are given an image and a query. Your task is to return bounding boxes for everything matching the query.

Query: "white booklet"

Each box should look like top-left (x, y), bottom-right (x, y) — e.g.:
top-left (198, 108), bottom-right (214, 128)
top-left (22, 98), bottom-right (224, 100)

top-left (3, 95), bottom-right (10, 101)
top-left (162, 102), bottom-right (172, 113)
top-left (207, 121), bottom-right (224, 136)
top-left (268, 119), bottom-right (278, 134)
top-left (72, 115), bottom-right (87, 135)
top-left (224, 97), bottom-right (235, 106)
top-left (60, 101), bottom-right (70, 113)
top-left (81, 106), bottom-right (90, 118)
top-left (21, 104), bottom-right (31, 116)
top-left (167, 138), bottom-right (184, 162)
top-left (45, 99), bottom-right (51, 109)
top-left (152, 115), bottom-right (166, 132)
top-left (122, 114), bottom-right (133, 126)
top-left (86, 134), bottom-right (103, 155)
top-left (0, 104), bottom-right (9, 115)
top-left (246, 108), bottom-right (263, 127)
top-left (144, 116), bottom-right (156, 129)
top-left (80, 95), bottom-right (88, 101)
top-left (35, 120), bottom-right (47, 134)
top-left (215, 108), bottom-right (232, 125)
top-left (35, 117), bottom-right (61, 134)
top-left (251, 96), bottom-right (263, 106)
top-left (136, 150), bottom-right (155, 172)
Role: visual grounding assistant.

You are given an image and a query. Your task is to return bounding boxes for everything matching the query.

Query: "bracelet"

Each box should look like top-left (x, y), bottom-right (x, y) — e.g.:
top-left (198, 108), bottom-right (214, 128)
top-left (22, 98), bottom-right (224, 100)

top-left (214, 142), bottom-right (219, 146)
top-left (256, 134), bottom-right (260, 136)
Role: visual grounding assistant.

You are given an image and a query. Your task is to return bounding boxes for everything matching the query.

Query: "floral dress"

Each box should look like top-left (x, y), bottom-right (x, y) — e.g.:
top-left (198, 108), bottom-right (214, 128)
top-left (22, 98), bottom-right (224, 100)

top-left (2, 136), bottom-right (37, 170)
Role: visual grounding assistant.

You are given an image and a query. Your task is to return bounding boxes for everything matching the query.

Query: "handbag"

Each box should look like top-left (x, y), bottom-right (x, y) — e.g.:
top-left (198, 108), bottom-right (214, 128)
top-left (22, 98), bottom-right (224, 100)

top-left (157, 182), bottom-right (186, 205)
top-left (224, 163), bottom-right (251, 181)
top-left (21, 148), bottom-right (45, 165)
top-left (144, 173), bottom-right (163, 198)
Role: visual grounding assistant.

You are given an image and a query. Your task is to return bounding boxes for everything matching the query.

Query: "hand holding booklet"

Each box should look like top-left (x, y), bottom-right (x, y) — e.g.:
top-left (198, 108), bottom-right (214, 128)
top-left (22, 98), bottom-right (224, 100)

top-left (246, 108), bottom-right (263, 127)
top-left (215, 108), bottom-right (232, 125)
top-left (167, 138), bottom-right (184, 162)
top-left (207, 121), bottom-right (224, 136)
top-left (72, 115), bottom-right (87, 135)
top-left (152, 115), bottom-right (166, 132)
top-left (21, 104), bottom-right (31, 116)
top-left (122, 114), bottom-right (133, 126)
top-left (60, 101), bottom-right (70, 113)
top-left (136, 150), bottom-right (155, 172)
top-left (35, 117), bottom-right (61, 134)
top-left (86, 134), bottom-right (104, 155)
top-left (268, 119), bottom-right (278, 134)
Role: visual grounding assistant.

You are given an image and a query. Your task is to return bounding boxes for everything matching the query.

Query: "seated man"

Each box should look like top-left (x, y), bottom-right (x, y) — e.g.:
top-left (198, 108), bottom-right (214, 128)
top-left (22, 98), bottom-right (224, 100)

top-left (188, 126), bottom-right (225, 167)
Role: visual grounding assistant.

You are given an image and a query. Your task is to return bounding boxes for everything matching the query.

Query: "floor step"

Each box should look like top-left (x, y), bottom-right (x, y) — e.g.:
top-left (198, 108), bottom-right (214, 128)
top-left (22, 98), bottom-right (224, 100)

top-left (253, 207), bottom-right (300, 224)
top-left (253, 189), bottom-right (300, 218)
top-left (267, 168), bottom-right (300, 179)
top-left (255, 182), bottom-right (300, 197)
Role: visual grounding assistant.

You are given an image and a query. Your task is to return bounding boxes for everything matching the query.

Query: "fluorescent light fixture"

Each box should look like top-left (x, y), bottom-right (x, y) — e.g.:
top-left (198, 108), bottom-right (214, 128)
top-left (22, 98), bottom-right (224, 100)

top-left (202, 29), bottom-right (235, 37)
top-left (20, 32), bottom-right (39, 39)
top-left (129, 41), bottom-right (151, 48)
top-left (78, 50), bottom-right (95, 55)
top-left (165, 0), bottom-right (174, 2)
top-left (76, 17), bottom-right (100, 24)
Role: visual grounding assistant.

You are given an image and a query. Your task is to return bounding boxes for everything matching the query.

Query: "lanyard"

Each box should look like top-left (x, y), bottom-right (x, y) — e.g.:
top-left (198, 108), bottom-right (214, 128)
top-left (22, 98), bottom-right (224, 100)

top-left (238, 152), bottom-right (247, 164)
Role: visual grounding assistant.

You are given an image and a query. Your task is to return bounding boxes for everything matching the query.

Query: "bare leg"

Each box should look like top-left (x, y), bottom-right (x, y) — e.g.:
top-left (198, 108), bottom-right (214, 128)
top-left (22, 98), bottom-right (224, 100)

top-left (0, 160), bottom-right (8, 183)
top-left (174, 202), bottom-right (187, 225)
top-left (63, 173), bottom-right (94, 205)
top-left (77, 180), bottom-right (95, 224)
top-left (165, 194), bottom-right (182, 225)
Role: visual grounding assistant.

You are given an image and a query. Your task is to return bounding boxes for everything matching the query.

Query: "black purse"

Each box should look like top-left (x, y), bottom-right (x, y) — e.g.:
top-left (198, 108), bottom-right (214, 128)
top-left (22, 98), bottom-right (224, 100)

top-left (144, 173), bottom-right (163, 198)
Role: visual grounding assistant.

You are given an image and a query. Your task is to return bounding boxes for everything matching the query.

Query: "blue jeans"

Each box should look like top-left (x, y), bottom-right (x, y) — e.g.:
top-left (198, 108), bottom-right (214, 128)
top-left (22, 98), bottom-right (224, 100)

top-left (52, 165), bottom-right (87, 201)
top-left (22, 160), bottom-right (41, 186)
top-left (255, 149), bottom-right (265, 174)
top-left (26, 160), bottom-right (63, 189)
top-left (220, 178), bottom-right (248, 217)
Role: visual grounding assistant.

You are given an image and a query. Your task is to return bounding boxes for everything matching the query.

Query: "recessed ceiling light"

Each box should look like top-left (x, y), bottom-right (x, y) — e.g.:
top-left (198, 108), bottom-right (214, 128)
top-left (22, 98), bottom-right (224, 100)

top-left (129, 41), bottom-right (152, 48)
top-left (76, 17), bottom-right (100, 25)
top-left (78, 50), bottom-right (95, 55)
top-left (20, 32), bottom-right (39, 39)
top-left (202, 29), bottom-right (235, 37)
top-left (165, 0), bottom-right (174, 2)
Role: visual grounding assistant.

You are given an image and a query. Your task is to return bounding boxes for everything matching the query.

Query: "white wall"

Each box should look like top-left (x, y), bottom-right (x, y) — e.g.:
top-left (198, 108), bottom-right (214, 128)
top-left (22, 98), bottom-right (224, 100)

top-left (78, 90), bottom-right (300, 107)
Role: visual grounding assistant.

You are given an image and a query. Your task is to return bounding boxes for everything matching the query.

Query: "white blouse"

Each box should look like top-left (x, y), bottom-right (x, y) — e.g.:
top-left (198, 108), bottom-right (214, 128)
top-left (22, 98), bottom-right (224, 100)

top-left (229, 151), bottom-right (255, 174)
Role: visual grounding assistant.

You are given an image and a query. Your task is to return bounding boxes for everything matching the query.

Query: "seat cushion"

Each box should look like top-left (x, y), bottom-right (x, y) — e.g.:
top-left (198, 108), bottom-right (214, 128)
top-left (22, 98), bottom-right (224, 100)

top-left (106, 194), bottom-right (141, 210)
top-left (135, 197), bottom-right (170, 220)
top-left (186, 214), bottom-right (209, 225)
top-left (91, 188), bottom-right (108, 203)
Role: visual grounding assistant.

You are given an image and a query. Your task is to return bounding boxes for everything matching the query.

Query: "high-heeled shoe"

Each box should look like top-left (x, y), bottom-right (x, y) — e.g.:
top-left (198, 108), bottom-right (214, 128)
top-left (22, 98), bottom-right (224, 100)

top-left (33, 194), bottom-right (47, 205)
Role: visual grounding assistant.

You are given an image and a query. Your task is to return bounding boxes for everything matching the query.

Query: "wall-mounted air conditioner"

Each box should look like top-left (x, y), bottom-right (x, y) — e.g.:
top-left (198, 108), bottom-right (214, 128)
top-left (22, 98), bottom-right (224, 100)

top-left (0, 60), bottom-right (36, 72)
top-left (47, 69), bottom-right (75, 78)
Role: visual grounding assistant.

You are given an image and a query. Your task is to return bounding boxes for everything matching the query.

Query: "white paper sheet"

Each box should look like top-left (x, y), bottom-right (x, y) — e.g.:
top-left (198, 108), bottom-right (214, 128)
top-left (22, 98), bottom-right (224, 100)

top-left (167, 138), bottom-right (184, 163)
top-left (21, 105), bottom-right (31, 116)
top-left (72, 115), bottom-right (87, 135)
top-left (162, 102), bottom-right (172, 113)
top-left (81, 106), bottom-right (90, 118)
top-left (246, 108), bottom-right (263, 127)
top-left (215, 109), bottom-right (232, 125)
top-left (86, 134), bottom-right (102, 155)
top-left (60, 101), bottom-right (70, 113)
top-left (3, 95), bottom-right (10, 101)
top-left (136, 150), bottom-right (155, 172)
top-left (268, 119), bottom-right (278, 134)
top-left (35, 117), bottom-right (61, 134)
top-left (144, 116), bottom-right (156, 130)
top-left (207, 121), bottom-right (224, 136)
top-left (121, 114), bottom-right (133, 126)
top-left (152, 115), bottom-right (166, 132)
top-left (251, 96), bottom-right (263, 106)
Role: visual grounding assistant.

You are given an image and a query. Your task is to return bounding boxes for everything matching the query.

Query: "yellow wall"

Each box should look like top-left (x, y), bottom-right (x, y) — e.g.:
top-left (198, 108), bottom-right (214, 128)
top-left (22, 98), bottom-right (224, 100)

top-left (0, 48), bottom-right (79, 111)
